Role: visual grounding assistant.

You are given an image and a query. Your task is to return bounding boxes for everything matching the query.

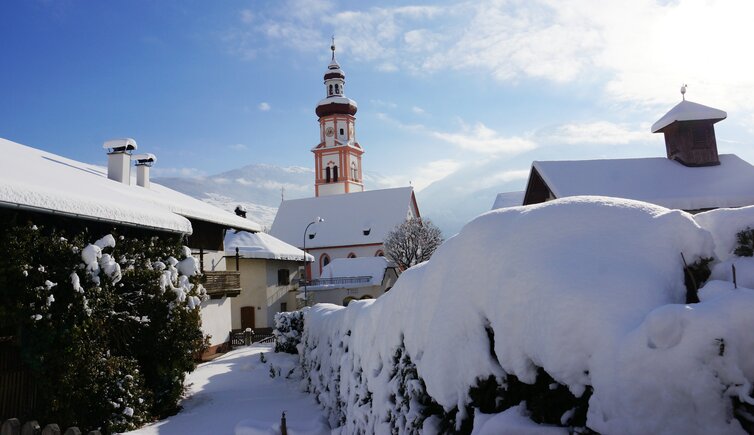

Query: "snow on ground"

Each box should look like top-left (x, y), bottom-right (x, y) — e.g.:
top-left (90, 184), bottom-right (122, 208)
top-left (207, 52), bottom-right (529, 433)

top-left (125, 344), bottom-right (328, 435)
top-left (301, 196), bottom-right (754, 434)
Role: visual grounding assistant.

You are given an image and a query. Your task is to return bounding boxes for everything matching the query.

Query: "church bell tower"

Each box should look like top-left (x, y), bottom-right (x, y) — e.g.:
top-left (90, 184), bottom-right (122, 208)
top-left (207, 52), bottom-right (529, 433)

top-left (312, 38), bottom-right (364, 197)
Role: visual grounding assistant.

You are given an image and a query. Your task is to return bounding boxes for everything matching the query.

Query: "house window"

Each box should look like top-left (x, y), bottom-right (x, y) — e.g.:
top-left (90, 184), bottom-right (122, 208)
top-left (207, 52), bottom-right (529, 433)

top-left (347, 252), bottom-right (357, 258)
top-left (325, 166), bottom-right (331, 183)
top-left (320, 254), bottom-right (330, 274)
top-left (375, 250), bottom-right (384, 257)
top-left (333, 165), bottom-right (339, 182)
top-left (277, 269), bottom-right (290, 286)
top-left (280, 302), bottom-right (288, 312)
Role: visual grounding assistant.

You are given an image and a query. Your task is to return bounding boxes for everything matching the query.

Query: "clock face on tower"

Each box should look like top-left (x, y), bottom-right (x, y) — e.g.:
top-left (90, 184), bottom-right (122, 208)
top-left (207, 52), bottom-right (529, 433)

top-left (325, 127), bottom-right (334, 137)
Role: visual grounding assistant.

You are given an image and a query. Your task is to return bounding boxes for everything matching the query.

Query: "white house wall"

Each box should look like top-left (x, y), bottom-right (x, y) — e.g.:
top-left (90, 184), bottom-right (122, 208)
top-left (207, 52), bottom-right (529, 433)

top-left (307, 245), bottom-right (385, 279)
top-left (200, 296), bottom-right (232, 347)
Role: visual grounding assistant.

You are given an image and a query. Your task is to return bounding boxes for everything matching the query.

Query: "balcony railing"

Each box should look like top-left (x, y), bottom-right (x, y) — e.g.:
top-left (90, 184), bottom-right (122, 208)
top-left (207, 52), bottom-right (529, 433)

top-left (204, 271), bottom-right (242, 298)
top-left (299, 276), bottom-right (373, 287)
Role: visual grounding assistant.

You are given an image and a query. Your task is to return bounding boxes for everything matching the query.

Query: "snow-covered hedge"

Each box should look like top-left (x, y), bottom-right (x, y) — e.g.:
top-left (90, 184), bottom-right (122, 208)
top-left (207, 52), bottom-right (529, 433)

top-left (273, 308), bottom-right (307, 354)
top-left (300, 197), bottom-right (754, 434)
top-left (1, 223), bottom-right (208, 432)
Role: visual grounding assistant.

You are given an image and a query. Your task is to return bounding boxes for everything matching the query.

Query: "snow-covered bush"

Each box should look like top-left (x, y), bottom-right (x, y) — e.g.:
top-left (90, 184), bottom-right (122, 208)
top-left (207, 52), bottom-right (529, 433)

top-left (301, 197), bottom-right (754, 434)
top-left (0, 223), bottom-right (207, 432)
top-left (273, 309), bottom-right (307, 354)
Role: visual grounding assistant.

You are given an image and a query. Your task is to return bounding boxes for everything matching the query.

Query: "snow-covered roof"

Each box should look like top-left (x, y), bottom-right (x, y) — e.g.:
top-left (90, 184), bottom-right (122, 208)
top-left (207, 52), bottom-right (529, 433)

top-left (316, 96), bottom-right (357, 107)
top-left (532, 154), bottom-right (754, 211)
top-left (270, 187), bottom-right (417, 249)
top-left (307, 257), bottom-right (391, 290)
top-left (0, 137), bottom-right (261, 234)
top-left (491, 191), bottom-right (524, 210)
top-left (224, 231), bottom-right (313, 262)
top-left (651, 100), bottom-right (727, 133)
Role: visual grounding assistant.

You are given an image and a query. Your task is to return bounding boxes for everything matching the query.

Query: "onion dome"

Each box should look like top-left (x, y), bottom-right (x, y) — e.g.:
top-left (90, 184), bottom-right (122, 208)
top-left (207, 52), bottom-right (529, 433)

top-left (316, 37), bottom-right (358, 118)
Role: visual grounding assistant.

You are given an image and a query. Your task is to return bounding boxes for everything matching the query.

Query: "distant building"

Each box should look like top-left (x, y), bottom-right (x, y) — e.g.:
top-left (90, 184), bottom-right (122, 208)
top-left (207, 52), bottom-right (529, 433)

top-left (304, 257), bottom-right (399, 306)
top-left (223, 231), bottom-right (312, 329)
top-left (519, 96), bottom-right (754, 212)
top-left (270, 40), bottom-right (421, 293)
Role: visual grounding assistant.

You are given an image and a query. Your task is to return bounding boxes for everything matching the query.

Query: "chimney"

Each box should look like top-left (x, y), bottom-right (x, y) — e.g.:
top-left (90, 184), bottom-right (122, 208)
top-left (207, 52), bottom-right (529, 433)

top-left (651, 94), bottom-right (726, 167)
top-left (103, 138), bottom-right (137, 184)
top-left (133, 153), bottom-right (156, 188)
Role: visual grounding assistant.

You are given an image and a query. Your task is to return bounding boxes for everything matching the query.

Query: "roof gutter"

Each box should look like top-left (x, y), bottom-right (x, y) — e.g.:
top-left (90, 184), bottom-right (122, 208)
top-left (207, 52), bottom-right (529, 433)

top-left (0, 199), bottom-right (189, 235)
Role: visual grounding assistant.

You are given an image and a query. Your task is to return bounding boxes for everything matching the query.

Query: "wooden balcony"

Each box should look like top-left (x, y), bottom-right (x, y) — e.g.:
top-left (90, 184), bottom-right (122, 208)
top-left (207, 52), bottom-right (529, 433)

top-left (203, 271), bottom-right (242, 299)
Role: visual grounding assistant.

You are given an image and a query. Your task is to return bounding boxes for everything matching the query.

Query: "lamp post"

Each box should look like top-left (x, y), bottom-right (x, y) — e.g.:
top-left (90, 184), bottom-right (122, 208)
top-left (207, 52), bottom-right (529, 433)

top-left (303, 217), bottom-right (324, 306)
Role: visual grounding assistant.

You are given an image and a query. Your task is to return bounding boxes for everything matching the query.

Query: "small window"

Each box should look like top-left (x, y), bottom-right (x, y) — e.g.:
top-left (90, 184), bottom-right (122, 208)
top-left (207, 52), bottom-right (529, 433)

top-left (280, 302), bottom-right (288, 312)
top-left (343, 296), bottom-right (356, 306)
top-left (339, 128), bottom-right (344, 135)
top-left (333, 165), bottom-right (339, 182)
top-left (375, 250), bottom-right (384, 257)
top-left (277, 269), bottom-right (290, 286)
top-left (325, 166), bottom-right (331, 183)
top-left (329, 84), bottom-right (333, 95)
top-left (351, 162), bottom-right (358, 181)
top-left (320, 254), bottom-right (330, 274)
top-left (347, 253), bottom-right (357, 258)
top-left (335, 84), bottom-right (340, 94)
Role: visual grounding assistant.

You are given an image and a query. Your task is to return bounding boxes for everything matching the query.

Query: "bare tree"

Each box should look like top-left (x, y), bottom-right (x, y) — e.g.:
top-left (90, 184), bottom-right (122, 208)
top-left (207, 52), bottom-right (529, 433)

top-left (384, 217), bottom-right (443, 270)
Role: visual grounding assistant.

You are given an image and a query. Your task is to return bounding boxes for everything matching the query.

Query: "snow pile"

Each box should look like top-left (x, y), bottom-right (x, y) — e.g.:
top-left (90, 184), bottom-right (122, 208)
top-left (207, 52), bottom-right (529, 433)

top-left (301, 196), bottom-right (754, 434)
top-left (273, 309), bottom-right (307, 354)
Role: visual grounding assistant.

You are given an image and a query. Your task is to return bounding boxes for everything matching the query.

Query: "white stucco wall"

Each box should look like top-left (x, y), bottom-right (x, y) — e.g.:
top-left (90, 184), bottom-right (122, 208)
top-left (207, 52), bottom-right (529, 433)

top-left (200, 296), bottom-right (232, 346)
top-left (308, 245), bottom-right (385, 279)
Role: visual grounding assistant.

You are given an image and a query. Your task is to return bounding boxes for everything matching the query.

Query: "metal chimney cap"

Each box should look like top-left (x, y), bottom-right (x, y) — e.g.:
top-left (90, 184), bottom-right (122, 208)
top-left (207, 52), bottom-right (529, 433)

top-left (133, 153), bottom-right (156, 166)
top-left (103, 138), bottom-right (138, 152)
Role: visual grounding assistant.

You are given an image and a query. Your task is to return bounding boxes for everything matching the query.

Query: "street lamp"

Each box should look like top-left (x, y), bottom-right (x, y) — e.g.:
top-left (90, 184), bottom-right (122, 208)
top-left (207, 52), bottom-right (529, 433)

top-left (302, 217), bottom-right (324, 306)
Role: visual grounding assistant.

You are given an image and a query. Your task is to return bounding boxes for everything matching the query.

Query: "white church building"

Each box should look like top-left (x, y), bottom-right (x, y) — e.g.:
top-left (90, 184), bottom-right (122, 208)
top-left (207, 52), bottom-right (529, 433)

top-left (270, 40), bottom-right (420, 304)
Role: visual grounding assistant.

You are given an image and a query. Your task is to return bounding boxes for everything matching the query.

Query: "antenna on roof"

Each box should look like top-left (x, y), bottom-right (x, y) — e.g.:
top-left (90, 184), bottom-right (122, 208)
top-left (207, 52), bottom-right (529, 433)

top-left (681, 84), bottom-right (687, 101)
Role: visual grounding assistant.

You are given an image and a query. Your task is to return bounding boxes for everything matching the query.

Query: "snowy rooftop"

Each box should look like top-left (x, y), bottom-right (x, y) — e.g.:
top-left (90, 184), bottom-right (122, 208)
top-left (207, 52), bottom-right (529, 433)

top-left (317, 96), bottom-right (357, 107)
top-left (270, 187), bottom-right (417, 249)
top-left (307, 256), bottom-right (392, 290)
top-left (491, 191), bottom-right (524, 210)
top-left (651, 100), bottom-right (727, 132)
top-left (224, 231), bottom-right (313, 262)
top-left (0, 137), bottom-right (261, 234)
top-left (532, 154), bottom-right (754, 211)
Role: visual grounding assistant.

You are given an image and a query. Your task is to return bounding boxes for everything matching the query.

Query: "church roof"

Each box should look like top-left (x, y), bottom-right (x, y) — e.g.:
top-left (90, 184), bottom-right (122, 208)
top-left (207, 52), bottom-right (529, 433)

top-left (270, 187), bottom-right (418, 249)
top-left (528, 154), bottom-right (754, 211)
top-left (651, 100), bottom-right (727, 133)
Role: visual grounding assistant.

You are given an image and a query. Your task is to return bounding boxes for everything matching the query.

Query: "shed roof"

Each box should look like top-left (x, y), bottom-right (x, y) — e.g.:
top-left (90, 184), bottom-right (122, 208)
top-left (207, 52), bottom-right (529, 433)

top-left (270, 187), bottom-right (418, 249)
top-left (529, 154), bottom-right (754, 211)
top-left (0, 137), bottom-right (261, 234)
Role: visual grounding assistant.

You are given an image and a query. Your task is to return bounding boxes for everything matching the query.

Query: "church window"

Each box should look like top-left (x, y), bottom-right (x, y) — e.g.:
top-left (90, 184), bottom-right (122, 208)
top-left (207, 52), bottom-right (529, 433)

top-left (325, 166), bottom-right (331, 183)
top-left (347, 252), bottom-right (357, 258)
top-left (339, 128), bottom-right (344, 136)
top-left (351, 162), bottom-right (358, 180)
top-left (329, 84), bottom-right (333, 96)
top-left (320, 254), bottom-right (331, 274)
top-left (335, 84), bottom-right (340, 94)
top-left (333, 165), bottom-right (339, 182)
top-left (375, 250), bottom-right (384, 257)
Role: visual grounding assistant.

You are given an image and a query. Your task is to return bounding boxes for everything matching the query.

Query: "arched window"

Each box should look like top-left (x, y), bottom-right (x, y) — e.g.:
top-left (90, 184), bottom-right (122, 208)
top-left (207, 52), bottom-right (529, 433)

top-left (320, 254), bottom-right (330, 274)
top-left (333, 165), bottom-right (339, 182)
top-left (351, 162), bottom-right (358, 180)
top-left (325, 166), bottom-right (331, 183)
top-left (347, 252), bottom-right (357, 258)
top-left (343, 296), bottom-right (356, 306)
top-left (335, 84), bottom-right (340, 94)
top-left (375, 250), bottom-right (384, 257)
top-left (329, 84), bottom-right (333, 95)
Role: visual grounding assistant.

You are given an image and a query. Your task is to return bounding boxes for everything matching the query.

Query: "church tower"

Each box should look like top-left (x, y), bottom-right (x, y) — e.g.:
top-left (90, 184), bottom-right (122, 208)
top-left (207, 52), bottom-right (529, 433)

top-left (312, 38), bottom-right (364, 197)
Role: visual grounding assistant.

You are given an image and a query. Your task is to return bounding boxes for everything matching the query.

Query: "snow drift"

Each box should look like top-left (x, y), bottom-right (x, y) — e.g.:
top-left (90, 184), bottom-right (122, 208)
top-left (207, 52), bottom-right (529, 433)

top-left (300, 196), bottom-right (754, 434)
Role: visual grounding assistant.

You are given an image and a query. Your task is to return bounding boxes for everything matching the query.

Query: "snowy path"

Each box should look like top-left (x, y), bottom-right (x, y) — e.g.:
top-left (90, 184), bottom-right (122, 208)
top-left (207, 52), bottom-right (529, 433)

top-left (126, 344), bottom-right (329, 435)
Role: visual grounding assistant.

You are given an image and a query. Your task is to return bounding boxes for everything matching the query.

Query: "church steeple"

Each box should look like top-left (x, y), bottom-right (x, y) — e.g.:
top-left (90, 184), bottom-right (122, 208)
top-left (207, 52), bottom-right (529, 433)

top-left (312, 38), bottom-right (364, 197)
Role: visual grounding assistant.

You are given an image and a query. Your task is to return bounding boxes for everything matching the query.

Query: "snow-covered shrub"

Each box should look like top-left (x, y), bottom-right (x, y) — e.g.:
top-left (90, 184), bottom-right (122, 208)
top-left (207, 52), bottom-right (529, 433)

top-left (273, 309), bottom-right (307, 354)
top-left (0, 222), bottom-right (207, 431)
top-left (301, 197), bottom-right (754, 434)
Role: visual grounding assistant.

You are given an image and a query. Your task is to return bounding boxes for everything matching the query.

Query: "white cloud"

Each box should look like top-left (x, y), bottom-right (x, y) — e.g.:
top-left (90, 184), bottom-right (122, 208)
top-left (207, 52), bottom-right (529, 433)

top-left (228, 143), bottom-right (248, 150)
top-left (258, 102), bottom-right (271, 111)
top-left (432, 122), bottom-right (537, 155)
top-left (411, 106), bottom-right (425, 115)
top-left (538, 121), bottom-right (654, 145)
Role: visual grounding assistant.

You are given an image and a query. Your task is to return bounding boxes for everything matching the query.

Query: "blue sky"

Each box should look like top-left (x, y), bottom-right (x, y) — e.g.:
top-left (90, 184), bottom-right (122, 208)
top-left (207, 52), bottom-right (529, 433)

top-left (3, 0), bottom-right (754, 195)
